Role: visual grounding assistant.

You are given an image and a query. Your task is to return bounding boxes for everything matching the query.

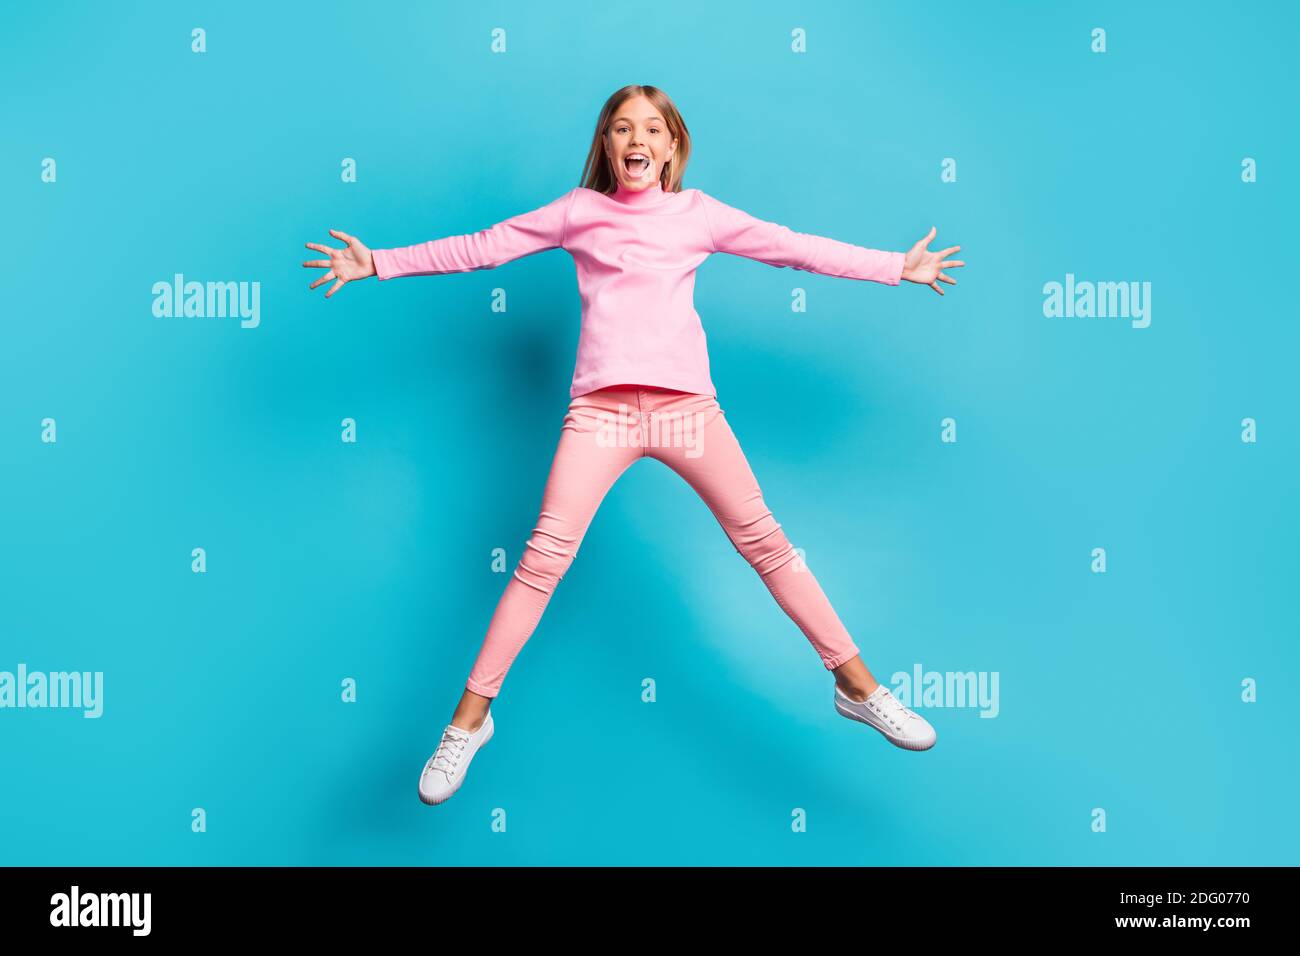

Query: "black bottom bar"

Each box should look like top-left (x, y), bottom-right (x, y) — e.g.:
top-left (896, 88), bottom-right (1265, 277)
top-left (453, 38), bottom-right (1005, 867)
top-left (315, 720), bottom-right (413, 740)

top-left (0, 866), bottom-right (1287, 940)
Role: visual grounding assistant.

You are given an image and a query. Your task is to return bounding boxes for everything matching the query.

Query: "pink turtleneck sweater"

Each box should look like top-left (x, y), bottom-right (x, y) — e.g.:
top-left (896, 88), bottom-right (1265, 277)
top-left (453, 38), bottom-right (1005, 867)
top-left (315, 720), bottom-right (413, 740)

top-left (372, 181), bottom-right (905, 398)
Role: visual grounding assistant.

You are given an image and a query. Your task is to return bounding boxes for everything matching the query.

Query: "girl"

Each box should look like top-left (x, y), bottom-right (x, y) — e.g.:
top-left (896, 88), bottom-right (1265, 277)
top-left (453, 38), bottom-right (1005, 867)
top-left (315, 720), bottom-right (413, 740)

top-left (303, 85), bottom-right (965, 806)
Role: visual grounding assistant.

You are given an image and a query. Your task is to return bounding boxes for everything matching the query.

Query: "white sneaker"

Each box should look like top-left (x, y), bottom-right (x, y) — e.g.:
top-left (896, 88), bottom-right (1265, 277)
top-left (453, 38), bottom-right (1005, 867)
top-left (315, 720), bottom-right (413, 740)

top-left (418, 712), bottom-right (494, 805)
top-left (834, 684), bottom-right (936, 751)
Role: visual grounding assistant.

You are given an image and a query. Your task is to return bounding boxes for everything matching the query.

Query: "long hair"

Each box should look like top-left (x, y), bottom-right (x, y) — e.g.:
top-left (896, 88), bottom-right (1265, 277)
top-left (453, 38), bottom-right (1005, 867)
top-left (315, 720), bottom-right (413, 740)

top-left (579, 85), bottom-right (692, 195)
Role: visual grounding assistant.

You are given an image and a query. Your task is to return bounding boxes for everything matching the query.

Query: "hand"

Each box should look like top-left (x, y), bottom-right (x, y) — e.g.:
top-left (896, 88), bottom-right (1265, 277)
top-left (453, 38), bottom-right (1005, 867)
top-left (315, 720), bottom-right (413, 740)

top-left (303, 229), bottom-right (376, 298)
top-left (900, 226), bottom-right (964, 296)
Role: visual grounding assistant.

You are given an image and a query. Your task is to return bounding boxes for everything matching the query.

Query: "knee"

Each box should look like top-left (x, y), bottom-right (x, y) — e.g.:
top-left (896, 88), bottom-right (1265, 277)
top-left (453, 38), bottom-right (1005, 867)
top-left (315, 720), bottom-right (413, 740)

top-left (514, 524), bottom-right (581, 593)
top-left (730, 511), bottom-right (799, 577)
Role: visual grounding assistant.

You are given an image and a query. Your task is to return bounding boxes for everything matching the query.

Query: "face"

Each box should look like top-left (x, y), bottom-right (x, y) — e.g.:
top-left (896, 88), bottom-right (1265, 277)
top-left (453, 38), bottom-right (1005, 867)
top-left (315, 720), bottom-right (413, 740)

top-left (603, 94), bottom-right (677, 191)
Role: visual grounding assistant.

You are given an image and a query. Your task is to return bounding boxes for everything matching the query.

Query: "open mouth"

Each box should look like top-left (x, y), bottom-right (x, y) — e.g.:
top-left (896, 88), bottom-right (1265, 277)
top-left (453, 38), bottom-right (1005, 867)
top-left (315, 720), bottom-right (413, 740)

top-left (623, 153), bottom-right (653, 177)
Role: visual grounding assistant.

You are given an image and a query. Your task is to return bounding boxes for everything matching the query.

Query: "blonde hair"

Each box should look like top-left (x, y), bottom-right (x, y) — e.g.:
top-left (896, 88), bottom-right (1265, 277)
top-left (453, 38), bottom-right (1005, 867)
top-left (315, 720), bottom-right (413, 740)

top-left (579, 85), bottom-right (692, 195)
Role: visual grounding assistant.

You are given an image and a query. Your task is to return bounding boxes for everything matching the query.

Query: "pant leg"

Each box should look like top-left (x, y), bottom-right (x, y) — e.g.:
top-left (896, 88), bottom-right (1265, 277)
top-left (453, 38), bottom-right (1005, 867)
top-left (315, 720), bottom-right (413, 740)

top-left (465, 390), bottom-right (642, 698)
top-left (637, 388), bottom-right (862, 670)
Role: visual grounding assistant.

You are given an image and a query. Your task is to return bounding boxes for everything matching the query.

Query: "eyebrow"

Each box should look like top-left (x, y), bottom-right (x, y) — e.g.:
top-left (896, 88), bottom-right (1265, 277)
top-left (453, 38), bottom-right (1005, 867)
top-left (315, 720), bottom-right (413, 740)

top-left (612, 116), bottom-right (665, 124)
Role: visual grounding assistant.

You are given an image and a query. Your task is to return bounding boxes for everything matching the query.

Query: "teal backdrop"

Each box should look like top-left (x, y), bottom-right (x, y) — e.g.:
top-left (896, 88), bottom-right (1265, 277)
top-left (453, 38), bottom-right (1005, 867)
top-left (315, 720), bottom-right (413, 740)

top-left (2, 0), bottom-right (1296, 865)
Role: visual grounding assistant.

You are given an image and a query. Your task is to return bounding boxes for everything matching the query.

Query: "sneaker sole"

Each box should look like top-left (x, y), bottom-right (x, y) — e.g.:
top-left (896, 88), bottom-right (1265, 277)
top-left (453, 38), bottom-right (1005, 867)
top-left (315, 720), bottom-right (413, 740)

top-left (834, 698), bottom-right (935, 751)
top-left (418, 721), bottom-right (494, 805)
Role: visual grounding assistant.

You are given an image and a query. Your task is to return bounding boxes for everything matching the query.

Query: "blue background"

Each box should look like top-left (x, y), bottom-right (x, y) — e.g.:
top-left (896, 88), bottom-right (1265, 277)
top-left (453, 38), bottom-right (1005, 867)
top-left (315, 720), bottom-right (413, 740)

top-left (2, 0), bottom-right (1296, 865)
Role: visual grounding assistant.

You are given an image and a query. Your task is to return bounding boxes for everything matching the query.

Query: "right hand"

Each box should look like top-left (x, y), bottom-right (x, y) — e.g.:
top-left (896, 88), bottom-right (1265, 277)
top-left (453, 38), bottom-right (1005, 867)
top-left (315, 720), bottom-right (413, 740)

top-left (900, 226), bottom-right (964, 296)
top-left (303, 229), bottom-right (376, 298)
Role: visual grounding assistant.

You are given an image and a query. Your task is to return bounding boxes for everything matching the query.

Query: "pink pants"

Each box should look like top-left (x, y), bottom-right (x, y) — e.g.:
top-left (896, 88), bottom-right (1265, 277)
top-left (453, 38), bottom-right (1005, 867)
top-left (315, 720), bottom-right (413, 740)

top-left (464, 385), bottom-right (862, 698)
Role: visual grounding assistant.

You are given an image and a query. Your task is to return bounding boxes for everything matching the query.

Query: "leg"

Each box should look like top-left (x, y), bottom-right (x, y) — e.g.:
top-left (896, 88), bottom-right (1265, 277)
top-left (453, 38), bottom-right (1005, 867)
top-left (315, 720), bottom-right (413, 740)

top-left (639, 390), bottom-right (880, 697)
top-left (453, 390), bottom-right (641, 727)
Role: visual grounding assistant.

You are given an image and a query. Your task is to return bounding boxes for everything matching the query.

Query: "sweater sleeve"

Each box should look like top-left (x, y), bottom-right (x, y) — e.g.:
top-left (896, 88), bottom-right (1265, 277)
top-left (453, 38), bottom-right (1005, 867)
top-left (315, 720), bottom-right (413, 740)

top-left (372, 188), bottom-right (577, 280)
top-left (697, 190), bottom-right (905, 285)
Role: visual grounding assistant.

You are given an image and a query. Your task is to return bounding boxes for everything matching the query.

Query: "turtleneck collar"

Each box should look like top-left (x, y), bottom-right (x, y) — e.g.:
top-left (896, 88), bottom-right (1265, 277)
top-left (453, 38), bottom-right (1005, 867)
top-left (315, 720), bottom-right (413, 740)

top-left (610, 179), bottom-right (671, 207)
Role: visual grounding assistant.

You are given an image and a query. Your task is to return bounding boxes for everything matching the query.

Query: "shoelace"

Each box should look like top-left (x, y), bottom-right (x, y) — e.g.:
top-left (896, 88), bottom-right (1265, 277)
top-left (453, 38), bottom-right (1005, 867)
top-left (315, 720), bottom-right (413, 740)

top-left (427, 728), bottom-right (470, 776)
top-left (866, 689), bottom-right (916, 732)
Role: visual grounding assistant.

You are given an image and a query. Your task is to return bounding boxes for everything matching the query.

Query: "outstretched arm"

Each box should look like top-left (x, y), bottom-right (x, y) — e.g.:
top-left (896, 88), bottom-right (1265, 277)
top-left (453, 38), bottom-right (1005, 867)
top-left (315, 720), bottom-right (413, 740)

top-left (302, 189), bottom-right (577, 298)
top-left (698, 192), bottom-right (965, 295)
top-left (698, 190), bottom-right (905, 285)
top-left (373, 189), bottom-right (577, 280)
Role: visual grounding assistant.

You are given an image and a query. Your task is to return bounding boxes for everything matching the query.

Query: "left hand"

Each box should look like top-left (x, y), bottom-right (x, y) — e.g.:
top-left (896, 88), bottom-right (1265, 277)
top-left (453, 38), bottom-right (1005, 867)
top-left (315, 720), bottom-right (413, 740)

top-left (901, 227), bottom-right (964, 295)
